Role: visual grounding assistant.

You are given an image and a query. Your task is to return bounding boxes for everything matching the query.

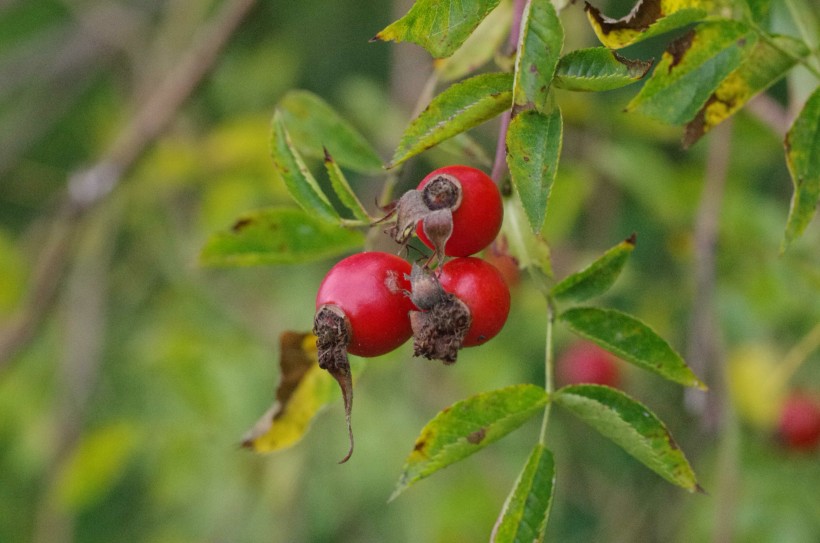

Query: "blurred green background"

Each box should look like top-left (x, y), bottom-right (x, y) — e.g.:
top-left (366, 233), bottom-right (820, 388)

top-left (1, 1), bottom-right (819, 542)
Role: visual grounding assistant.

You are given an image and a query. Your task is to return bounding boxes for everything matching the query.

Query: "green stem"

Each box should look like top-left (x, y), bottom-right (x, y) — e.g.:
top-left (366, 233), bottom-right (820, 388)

top-left (538, 298), bottom-right (556, 446)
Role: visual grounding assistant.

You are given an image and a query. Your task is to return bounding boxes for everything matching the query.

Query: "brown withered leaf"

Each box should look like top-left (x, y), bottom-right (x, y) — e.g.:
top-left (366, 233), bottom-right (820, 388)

top-left (241, 331), bottom-right (340, 454)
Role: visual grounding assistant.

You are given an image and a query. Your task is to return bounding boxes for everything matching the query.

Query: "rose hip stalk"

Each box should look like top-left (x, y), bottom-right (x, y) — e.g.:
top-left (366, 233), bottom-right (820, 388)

top-left (313, 252), bottom-right (415, 462)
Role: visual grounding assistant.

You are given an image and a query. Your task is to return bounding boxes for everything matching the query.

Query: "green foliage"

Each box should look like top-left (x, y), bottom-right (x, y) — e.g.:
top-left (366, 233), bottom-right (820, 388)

top-left (389, 72), bottom-right (514, 167)
top-left (512, 0), bottom-right (563, 113)
top-left (554, 385), bottom-right (700, 491)
top-left (391, 384), bottom-right (548, 500)
top-left (375, 0), bottom-right (502, 58)
top-left (200, 207), bottom-right (364, 266)
top-left (491, 444), bottom-right (556, 543)
top-left (627, 21), bottom-right (758, 125)
top-left (551, 235), bottom-right (635, 303)
top-left (559, 307), bottom-right (706, 389)
top-left (506, 106), bottom-right (563, 233)
top-left (553, 48), bottom-right (652, 92)
top-left (277, 90), bottom-right (383, 173)
top-left (783, 87), bottom-right (820, 249)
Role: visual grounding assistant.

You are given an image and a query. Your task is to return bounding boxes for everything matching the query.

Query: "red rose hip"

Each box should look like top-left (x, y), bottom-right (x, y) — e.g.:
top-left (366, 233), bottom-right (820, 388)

top-left (778, 392), bottom-right (820, 451)
top-left (313, 251), bottom-right (415, 462)
top-left (385, 165), bottom-right (503, 263)
top-left (408, 257), bottom-right (511, 363)
top-left (315, 252), bottom-right (414, 357)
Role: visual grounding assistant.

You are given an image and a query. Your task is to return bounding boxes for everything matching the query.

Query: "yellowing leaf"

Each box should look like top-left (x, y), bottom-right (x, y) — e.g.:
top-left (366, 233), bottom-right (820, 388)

top-left (242, 332), bottom-right (340, 453)
top-left (584, 0), bottom-right (710, 50)
top-left (684, 35), bottom-right (810, 147)
top-left (626, 21), bottom-right (756, 126)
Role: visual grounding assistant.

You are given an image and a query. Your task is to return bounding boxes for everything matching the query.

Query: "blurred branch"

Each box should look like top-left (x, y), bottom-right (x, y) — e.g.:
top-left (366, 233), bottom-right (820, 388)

top-left (0, 0), bottom-right (258, 374)
top-left (685, 119), bottom-right (733, 432)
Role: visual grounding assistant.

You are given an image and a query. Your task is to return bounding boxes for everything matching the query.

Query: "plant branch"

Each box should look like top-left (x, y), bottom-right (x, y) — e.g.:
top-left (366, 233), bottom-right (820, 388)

top-left (490, 0), bottom-right (528, 185)
top-left (684, 119), bottom-right (733, 432)
top-left (538, 298), bottom-right (556, 446)
top-left (0, 0), bottom-right (258, 374)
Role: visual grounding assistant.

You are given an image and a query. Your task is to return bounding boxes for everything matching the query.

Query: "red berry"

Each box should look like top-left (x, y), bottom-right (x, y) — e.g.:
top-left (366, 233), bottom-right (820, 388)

top-left (557, 341), bottom-right (621, 387)
top-left (407, 257), bottom-right (511, 364)
top-left (778, 392), bottom-right (820, 451)
top-left (314, 252), bottom-right (414, 357)
top-left (438, 257), bottom-right (511, 347)
top-left (415, 165), bottom-right (503, 258)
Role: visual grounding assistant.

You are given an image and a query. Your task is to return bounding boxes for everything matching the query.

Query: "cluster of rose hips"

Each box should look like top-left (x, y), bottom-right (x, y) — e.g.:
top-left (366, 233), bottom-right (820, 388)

top-left (314, 165), bottom-right (510, 368)
top-left (311, 165), bottom-right (511, 461)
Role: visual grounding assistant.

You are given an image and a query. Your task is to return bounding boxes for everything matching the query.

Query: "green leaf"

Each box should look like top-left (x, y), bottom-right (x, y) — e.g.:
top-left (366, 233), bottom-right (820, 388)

top-left (490, 444), bottom-right (556, 543)
top-left (513, 0), bottom-right (563, 112)
top-left (584, 0), bottom-right (710, 50)
top-left (553, 48), bottom-right (652, 92)
top-left (684, 34), bottom-right (810, 147)
top-left (554, 385), bottom-right (700, 492)
top-left (435, 0), bottom-right (513, 82)
top-left (506, 105), bottom-right (563, 233)
top-left (783, 86), bottom-right (820, 249)
top-left (323, 149), bottom-right (371, 222)
top-left (270, 111), bottom-right (340, 222)
top-left (391, 384), bottom-right (548, 500)
top-left (389, 72), bottom-right (513, 167)
top-left (277, 90), bottom-right (383, 173)
top-left (559, 307), bottom-right (705, 389)
top-left (627, 21), bottom-right (757, 125)
top-left (200, 207), bottom-right (364, 266)
top-left (551, 234), bottom-right (636, 302)
top-left (374, 0), bottom-right (502, 59)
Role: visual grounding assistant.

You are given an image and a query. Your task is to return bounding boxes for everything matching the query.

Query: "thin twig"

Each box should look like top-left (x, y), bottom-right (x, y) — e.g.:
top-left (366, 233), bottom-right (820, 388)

top-left (685, 119), bottom-right (733, 430)
top-left (0, 0), bottom-right (258, 374)
top-left (490, 0), bottom-right (527, 185)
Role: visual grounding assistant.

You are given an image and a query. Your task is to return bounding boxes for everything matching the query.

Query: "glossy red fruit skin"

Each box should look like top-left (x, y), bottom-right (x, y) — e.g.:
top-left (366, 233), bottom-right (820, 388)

top-left (437, 257), bottom-right (510, 347)
top-left (778, 393), bottom-right (820, 451)
top-left (557, 341), bottom-right (620, 387)
top-left (315, 252), bottom-right (415, 357)
top-left (416, 165), bottom-right (503, 257)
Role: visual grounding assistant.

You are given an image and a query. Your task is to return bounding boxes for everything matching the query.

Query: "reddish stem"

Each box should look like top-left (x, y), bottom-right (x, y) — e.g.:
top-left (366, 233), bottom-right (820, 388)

top-left (490, 0), bottom-right (528, 185)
